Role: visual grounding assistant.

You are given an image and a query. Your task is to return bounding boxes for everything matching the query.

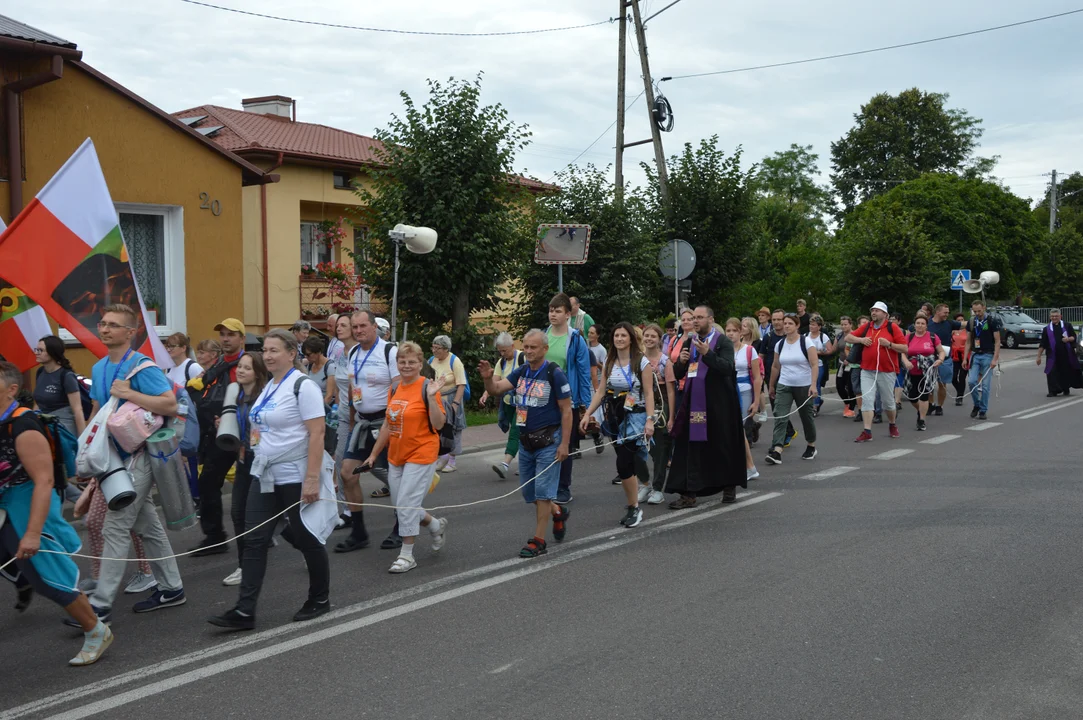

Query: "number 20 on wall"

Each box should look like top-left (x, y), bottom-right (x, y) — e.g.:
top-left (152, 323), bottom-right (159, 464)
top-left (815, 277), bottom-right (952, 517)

top-left (199, 192), bottom-right (221, 216)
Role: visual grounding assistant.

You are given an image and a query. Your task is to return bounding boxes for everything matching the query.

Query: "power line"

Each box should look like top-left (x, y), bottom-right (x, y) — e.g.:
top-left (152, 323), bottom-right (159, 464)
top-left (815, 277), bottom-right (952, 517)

top-left (177, 0), bottom-right (615, 36)
top-left (644, 0), bottom-right (686, 24)
top-left (661, 8), bottom-right (1083, 81)
top-left (545, 90), bottom-right (646, 183)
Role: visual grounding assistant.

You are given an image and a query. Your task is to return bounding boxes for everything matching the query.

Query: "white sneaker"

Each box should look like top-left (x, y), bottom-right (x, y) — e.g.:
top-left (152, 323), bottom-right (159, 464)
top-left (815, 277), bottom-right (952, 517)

top-left (435, 455), bottom-right (450, 471)
top-left (746, 466), bottom-right (760, 481)
top-left (77, 578), bottom-right (98, 594)
top-left (430, 517), bottom-right (448, 552)
top-left (636, 484), bottom-right (651, 503)
top-left (647, 490), bottom-right (665, 505)
top-left (222, 568), bottom-right (243, 586)
top-left (492, 462), bottom-right (508, 479)
top-left (123, 572), bottom-right (158, 594)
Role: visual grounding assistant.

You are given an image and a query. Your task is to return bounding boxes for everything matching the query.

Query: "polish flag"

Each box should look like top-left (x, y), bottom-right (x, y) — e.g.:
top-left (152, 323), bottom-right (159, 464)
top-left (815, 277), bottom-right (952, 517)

top-left (0, 216), bottom-right (54, 371)
top-left (0, 138), bottom-right (170, 367)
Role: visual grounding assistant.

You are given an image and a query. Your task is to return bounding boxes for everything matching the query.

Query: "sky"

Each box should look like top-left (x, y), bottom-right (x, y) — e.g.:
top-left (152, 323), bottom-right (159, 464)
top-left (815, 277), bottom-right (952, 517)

top-left (12, 0), bottom-right (1083, 206)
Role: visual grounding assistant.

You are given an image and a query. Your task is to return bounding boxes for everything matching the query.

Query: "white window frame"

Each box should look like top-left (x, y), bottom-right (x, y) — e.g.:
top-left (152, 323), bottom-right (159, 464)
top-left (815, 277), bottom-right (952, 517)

top-left (58, 202), bottom-right (185, 344)
top-left (301, 221), bottom-right (332, 267)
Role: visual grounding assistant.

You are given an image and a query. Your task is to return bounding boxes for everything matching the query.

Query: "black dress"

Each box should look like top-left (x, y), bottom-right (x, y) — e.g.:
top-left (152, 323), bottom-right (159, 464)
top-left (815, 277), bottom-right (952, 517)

top-left (1040, 321), bottom-right (1083, 395)
top-left (668, 334), bottom-right (747, 496)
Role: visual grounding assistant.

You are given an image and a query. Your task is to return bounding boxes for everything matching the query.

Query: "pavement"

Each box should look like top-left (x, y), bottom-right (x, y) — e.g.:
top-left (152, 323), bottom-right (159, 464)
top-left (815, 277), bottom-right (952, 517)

top-left (8, 348), bottom-right (1083, 719)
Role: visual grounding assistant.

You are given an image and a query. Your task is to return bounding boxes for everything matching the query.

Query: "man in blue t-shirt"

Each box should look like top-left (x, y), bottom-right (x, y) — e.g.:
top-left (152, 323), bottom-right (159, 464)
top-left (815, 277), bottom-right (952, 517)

top-left (78, 304), bottom-right (187, 625)
top-left (479, 329), bottom-right (572, 559)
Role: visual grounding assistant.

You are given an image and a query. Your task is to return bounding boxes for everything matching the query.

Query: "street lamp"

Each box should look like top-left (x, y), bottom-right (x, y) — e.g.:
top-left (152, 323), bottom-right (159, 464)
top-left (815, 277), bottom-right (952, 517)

top-left (388, 223), bottom-right (437, 342)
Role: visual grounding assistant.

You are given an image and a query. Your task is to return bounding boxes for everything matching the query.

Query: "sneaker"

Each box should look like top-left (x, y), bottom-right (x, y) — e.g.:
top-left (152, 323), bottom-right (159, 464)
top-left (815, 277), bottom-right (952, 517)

top-left (69, 622), bottom-right (114, 666)
top-left (190, 536), bottom-right (229, 557)
top-left (571, 449), bottom-right (582, 460)
top-left (813, 405), bottom-right (821, 417)
top-left (133, 587), bottom-right (187, 613)
top-left (978, 411), bottom-right (987, 420)
top-left (611, 475), bottom-right (623, 485)
top-left (124, 571), bottom-right (158, 594)
top-left (207, 608), bottom-right (255, 631)
top-left (442, 457), bottom-right (457, 473)
top-left (842, 407), bottom-right (855, 418)
top-left (746, 466), bottom-right (760, 481)
top-left (636, 484), bottom-right (651, 503)
top-left (765, 450), bottom-right (782, 465)
top-left (293, 599), bottom-right (330, 621)
top-left (77, 578), bottom-right (98, 594)
top-left (389, 555), bottom-right (418, 573)
top-left (647, 490), bottom-right (665, 505)
top-left (554, 488), bottom-right (572, 505)
top-left (955, 397), bottom-right (963, 406)
top-left (855, 430), bottom-right (873, 443)
top-left (853, 412), bottom-right (863, 423)
top-left (620, 505), bottom-right (644, 528)
top-left (492, 462), bottom-right (508, 480)
top-left (783, 430), bottom-right (797, 447)
top-left (435, 455), bottom-right (450, 471)
top-left (873, 413), bottom-right (883, 424)
top-left (917, 418), bottom-right (927, 431)
top-left (932, 406), bottom-right (944, 416)
top-left (520, 537), bottom-right (547, 558)
top-left (593, 435), bottom-right (604, 454)
top-left (430, 517), bottom-right (448, 552)
top-left (552, 506), bottom-right (570, 542)
top-left (801, 445), bottom-right (817, 460)
top-left (888, 423), bottom-right (900, 439)
top-left (15, 584), bottom-right (32, 612)
top-left (970, 407), bottom-right (979, 418)
top-left (222, 568), bottom-right (243, 586)
top-left (64, 604), bottom-right (111, 628)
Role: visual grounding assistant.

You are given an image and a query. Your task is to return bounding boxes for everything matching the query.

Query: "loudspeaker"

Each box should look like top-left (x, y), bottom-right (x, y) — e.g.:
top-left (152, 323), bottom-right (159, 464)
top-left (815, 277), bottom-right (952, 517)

top-left (962, 279), bottom-right (985, 294)
top-left (392, 224), bottom-right (438, 254)
top-left (216, 382), bottom-right (241, 452)
top-left (979, 271), bottom-right (1000, 287)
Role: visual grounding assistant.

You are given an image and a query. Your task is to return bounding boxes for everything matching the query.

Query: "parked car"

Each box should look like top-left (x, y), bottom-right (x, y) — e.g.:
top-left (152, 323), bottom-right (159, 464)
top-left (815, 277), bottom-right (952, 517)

top-left (989, 306), bottom-right (1045, 348)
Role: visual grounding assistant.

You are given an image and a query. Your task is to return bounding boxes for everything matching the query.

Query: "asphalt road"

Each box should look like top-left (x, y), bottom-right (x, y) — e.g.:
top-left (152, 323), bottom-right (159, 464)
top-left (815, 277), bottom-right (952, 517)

top-left (5, 348), bottom-right (1083, 720)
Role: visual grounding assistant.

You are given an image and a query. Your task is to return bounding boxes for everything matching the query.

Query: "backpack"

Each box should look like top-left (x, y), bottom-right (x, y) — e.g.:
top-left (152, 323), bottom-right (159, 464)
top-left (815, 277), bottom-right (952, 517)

top-left (36, 366), bottom-right (92, 420)
top-left (3, 408), bottom-right (73, 496)
top-left (192, 354), bottom-right (243, 433)
top-left (775, 335), bottom-right (809, 361)
top-left (427, 353), bottom-right (471, 402)
top-left (391, 377), bottom-right (455, 455)
top-left (172, 384), bottom-right (201, 457)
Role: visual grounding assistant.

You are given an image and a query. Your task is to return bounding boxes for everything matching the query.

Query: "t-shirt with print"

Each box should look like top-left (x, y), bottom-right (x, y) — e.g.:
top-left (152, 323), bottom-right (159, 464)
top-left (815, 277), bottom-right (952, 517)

top-left (34, 367), bottom-right (79, 415)
top-left (428, 353), bottom-right (467, 397)
top-left (607, 356), bottom-right (651, 408)
top-left (386, 378), bottom-right (444, 467)
top-left (853, 321), bottom-right (907, 374)
top-left (505, 361), bottom-right (570, 432)
top-left (349, 340), bottom-right (399, 414)
top-left (968, 314), bottom-right (1002, 355)
top-left (492, 351), bottom-right (524, 406)
top-left (734, 344), bottom-right (759, 393)
top-left (906, 332), bottom-right (941, 376)
top-left (545, 329), bottom-right (570, 371)
top-left (248, 371), bottom-right (325, 485)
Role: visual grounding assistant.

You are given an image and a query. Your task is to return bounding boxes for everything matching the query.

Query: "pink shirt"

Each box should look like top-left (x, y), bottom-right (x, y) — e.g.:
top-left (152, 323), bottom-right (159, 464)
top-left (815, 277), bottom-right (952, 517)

top-left (906, 333), bottom-right (941, 375)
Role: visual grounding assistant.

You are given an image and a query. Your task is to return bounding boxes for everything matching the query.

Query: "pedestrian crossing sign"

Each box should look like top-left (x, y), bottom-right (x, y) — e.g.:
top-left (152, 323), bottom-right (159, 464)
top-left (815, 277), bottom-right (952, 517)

top-left (950, 269), bottom-right (971, 290)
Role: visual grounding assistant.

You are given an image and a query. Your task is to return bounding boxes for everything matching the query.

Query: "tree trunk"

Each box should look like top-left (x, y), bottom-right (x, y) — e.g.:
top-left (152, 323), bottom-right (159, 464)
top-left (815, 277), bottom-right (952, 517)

top-left (451, 283), bottom-right (471, 335)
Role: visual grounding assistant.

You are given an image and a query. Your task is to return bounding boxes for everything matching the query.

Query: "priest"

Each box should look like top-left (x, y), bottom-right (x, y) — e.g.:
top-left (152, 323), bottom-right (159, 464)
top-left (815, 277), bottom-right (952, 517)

top-left (667, 305), bottom-right (746, 508)
top-left (1036, 308), bottom-right (1083, 397)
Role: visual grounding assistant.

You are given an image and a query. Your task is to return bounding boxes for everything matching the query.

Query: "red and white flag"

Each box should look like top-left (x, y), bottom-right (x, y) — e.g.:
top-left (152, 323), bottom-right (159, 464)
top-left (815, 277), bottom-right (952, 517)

top-left (0, 139), bottom-right (170, 367)
top-left (0, 216), bottom-right (54, 371)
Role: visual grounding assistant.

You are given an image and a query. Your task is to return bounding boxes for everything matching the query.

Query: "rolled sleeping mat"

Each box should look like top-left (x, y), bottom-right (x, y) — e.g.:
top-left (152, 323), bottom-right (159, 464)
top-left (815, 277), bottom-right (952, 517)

top-left (216, 382), bottom-right (241, 453)
top-left (147, 428), bottom-right (198, 532)
top-left (99, 446), bottom-right (138, 511)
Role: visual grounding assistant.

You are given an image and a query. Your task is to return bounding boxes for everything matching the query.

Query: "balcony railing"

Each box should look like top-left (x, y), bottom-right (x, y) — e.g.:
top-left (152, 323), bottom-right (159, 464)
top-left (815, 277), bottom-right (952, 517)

top-left (298, 274), bottom-right (387, 321)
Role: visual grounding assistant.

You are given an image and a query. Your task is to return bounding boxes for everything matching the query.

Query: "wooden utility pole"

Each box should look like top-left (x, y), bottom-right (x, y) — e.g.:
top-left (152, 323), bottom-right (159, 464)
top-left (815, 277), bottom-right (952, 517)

top-left (629, 0), bottom-right (668, 202)
top-left (1049, 169), bottom-right (1058, 234)
top-left (615, 0), bottom-right (628, 204)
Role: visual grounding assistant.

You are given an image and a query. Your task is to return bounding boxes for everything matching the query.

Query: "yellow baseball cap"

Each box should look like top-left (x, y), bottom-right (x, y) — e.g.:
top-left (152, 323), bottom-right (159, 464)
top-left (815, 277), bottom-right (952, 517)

top-left (214, 318), bottom-right (246, 334)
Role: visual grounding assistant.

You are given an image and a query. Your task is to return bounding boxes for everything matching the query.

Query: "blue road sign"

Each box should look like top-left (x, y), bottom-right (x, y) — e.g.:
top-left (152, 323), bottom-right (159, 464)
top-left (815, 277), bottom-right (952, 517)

top-left (950, 269), bottom-right (971, 290)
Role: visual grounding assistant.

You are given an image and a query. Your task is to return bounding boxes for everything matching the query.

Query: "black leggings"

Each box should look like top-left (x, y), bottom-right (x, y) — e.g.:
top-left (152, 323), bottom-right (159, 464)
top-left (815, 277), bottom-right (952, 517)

top-left (230, 452), bottom-right (254, 566)
top-left (952, 357), bottom-right (967, 397)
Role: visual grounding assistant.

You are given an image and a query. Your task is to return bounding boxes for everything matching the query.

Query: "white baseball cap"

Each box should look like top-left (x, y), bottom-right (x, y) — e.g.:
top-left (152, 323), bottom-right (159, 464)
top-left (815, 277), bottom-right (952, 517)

top-left (871, 301), bottom-right (889, 313)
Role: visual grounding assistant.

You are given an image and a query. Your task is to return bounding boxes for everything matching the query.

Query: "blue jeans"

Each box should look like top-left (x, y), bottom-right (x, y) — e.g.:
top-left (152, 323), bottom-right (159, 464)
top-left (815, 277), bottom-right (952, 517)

top-left (938, 357), bottom-right (954, 387)
top-left (968, 354), bottom-right (993, 412)
top-left (519, 427), bottom-right (562, 503)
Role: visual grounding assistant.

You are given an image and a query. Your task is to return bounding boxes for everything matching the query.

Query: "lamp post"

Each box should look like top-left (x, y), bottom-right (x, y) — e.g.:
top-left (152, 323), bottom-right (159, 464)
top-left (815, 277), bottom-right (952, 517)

top-left (387, 224), bottom-right (437, 343)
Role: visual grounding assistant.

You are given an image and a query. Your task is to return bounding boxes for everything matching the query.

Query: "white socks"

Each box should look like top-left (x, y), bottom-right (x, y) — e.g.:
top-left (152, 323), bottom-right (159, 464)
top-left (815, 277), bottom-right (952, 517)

top-left (399, 543), bottom-right (415, 559)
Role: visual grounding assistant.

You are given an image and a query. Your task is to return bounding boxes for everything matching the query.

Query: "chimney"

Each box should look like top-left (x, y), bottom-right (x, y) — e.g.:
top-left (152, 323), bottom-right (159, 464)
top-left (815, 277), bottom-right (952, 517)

top-left (241, 95), bottom-right (294, 119)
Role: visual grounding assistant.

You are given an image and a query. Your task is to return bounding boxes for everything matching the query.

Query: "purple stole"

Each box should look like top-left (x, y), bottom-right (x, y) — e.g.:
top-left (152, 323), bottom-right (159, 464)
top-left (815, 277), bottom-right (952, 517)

top-left (683, 331), bottom-right (719, 442)
top-left (1045, 322), bottom-right (1081, 374)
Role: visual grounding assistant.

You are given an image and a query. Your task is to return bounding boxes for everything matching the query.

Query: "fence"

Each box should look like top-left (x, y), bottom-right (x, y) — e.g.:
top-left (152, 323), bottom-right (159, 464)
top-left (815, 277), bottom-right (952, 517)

top-left (1023, 307), bottom-right (1083, 324)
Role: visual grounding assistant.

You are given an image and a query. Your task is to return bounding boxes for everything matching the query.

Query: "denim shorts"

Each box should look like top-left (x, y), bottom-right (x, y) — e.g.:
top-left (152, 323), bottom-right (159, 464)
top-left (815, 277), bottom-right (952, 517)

top-left (937, 357), bottom-right (953, 385)
top-left (518, 427), bottom-right (562, 503)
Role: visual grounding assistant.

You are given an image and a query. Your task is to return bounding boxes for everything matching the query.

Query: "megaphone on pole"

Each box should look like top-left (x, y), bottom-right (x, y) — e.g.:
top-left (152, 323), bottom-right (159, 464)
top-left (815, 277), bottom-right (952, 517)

top-left (388, 224), bottom-right (438, 342)
top-left (979, 271), bottom-right (1000, 287)
top-left (962, 278), bottom-right (984, 294)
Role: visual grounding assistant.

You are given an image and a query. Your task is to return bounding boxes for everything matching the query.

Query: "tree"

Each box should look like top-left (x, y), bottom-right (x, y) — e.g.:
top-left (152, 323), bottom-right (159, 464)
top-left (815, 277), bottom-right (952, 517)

top-left (830, 88), bottom-right (994, 218)
top-left (513, 165), bottom-right (659, 333)
top-left (1024, 225), bottom-right (1083, 307)
top-left (350, 74), bottom-right (534, 335)
top-left (757, 143), bottom-right (831, 217)
top-left (1034, 171), bottom-right (1083, 238)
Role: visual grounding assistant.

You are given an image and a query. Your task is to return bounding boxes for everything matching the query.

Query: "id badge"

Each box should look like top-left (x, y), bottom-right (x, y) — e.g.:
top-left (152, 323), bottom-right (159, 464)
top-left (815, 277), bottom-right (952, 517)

top-left (250, 427), bottom-right (261, 447)
top-left (624, 392), bottom-right (636, 410)
top-left (973, 338), bottom-right (981, 350)
top-left (351, 385), bottom-right (363, 404)
top-left (687, 361), bottom-right (699, 378)
top-left (516, 407), bottom-right (528, 426)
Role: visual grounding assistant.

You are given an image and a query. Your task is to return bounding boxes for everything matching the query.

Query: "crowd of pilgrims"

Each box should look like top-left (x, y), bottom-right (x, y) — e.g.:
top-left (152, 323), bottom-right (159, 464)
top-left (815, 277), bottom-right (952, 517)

top-left (0, 292), bottom-right (1078, 666)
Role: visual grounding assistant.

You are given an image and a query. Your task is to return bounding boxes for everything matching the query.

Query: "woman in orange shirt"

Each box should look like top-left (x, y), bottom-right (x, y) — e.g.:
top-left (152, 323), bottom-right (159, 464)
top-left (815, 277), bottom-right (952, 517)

top-left (950, 312), bottom-right (969, 406)
top-left (360, 341), bottom-right (449, 574)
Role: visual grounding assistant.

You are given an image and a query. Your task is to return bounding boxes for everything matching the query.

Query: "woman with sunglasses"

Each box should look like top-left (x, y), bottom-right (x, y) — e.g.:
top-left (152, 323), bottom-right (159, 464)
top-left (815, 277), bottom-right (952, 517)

top-left (164, 333), bottom-right (203, 388)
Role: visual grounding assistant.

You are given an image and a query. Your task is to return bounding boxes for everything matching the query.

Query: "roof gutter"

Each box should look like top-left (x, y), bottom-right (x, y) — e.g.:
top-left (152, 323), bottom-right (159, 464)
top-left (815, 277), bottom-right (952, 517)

top-left (0, 37), bottom-right (81, 60)
top-left (5, 54), bottom-right (65, 218)
top-left (260, 151), bottom-right (285, 330)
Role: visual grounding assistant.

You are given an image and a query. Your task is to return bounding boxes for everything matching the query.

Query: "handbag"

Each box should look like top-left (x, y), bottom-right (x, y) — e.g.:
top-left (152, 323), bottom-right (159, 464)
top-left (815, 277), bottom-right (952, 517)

top-left (76, 397), bottom-right (118, 477)
top-left (519, 424), bottom-right (558, 452)
top-left (105, 360), bottom-right (166, 454)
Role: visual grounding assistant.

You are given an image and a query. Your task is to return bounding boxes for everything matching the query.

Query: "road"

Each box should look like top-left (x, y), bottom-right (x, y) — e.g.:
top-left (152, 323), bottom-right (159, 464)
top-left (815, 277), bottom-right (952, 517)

top-left (4, 348), bottom-right (1083, 720)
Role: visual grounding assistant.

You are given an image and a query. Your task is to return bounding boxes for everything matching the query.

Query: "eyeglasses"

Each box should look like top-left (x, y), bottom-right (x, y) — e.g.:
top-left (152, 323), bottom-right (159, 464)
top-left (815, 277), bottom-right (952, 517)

top-left (97, 321), bottom-right (134, 330)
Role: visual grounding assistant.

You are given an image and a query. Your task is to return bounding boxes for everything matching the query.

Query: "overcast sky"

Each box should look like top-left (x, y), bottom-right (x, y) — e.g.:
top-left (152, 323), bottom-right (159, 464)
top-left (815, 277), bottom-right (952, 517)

top-left (13, 0), bottom-right (1083, 206)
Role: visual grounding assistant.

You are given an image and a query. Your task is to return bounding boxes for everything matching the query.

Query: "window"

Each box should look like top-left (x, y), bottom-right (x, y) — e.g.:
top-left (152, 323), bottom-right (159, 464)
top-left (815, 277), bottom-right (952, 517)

top-left (301, 221), bottom-right (332, 267)
top-left (333, 171), bottom-right (352, 190)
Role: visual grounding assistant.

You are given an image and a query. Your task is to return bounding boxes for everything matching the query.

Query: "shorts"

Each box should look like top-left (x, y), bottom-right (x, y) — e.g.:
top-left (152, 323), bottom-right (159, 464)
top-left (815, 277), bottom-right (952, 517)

top-left (906, 373), bottom-right (931, 402)
top-left (343, 412), bottom-right (384, 461)
top-left (937, 357), bottom-right (953, 385)
top-left (895, 370), bottom-right (907, 389)
top-left (860, 370), bottom-right (897, 412)
top-left (519, 427), bottom-right (562, 503)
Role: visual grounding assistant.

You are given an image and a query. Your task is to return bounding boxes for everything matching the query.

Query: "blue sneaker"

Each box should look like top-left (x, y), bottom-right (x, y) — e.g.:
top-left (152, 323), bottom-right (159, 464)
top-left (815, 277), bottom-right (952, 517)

top-left (63, 603), bottom-right (111, 628)
top-left (554, 488), bottom-right (573, 505)
top-left (133, 587), bottom-right (187, 614)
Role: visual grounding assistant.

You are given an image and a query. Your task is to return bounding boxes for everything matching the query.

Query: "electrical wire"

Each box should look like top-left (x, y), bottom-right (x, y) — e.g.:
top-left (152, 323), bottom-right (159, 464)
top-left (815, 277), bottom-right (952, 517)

top-left (544, 90), bottom-right (646, 183)
top-left (661, 8), bottom-right (1083, 81)
top-left (177, 0), bottom-right (615, 37)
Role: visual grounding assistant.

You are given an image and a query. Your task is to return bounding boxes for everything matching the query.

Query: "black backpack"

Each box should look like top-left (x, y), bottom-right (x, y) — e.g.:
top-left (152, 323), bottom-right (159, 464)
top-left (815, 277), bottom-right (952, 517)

top-left (193, 355), bottom-right (242, 433)
top-left (1, 408), bottom-right (70, 496)
top-left (775, 335), bottom-right (809, 361)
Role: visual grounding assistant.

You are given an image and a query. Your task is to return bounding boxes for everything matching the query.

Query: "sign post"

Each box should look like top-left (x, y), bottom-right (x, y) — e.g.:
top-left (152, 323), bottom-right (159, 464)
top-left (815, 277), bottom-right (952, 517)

top-left (950, 269), bottom-right (971, 313)
top-left (658, 240), bottom-right (696, 318)
top-left (535, 224), bottom-right (591, 295)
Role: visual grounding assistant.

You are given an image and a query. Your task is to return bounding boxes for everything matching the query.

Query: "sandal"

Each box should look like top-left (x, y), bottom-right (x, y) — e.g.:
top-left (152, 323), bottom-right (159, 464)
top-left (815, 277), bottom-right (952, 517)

top-left (380, 532), bottom-right (403, 550)
top-left (552, 506), bottom-right (571, 543)
top-left (388, 555), bottom-right (417, 573)
top-left (668, 496), bottom-right (697, 510)
top-left (519, 537), bottom-right (547, 558)
top-left (370, 487), bottom-right (390, 498)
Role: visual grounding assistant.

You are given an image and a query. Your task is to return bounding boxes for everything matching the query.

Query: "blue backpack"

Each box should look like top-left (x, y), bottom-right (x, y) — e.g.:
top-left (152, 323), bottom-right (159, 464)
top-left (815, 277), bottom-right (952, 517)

top-left (428, 353), bottom-right (471, 402)
top-left (173, 385), bottom-right (201, 456)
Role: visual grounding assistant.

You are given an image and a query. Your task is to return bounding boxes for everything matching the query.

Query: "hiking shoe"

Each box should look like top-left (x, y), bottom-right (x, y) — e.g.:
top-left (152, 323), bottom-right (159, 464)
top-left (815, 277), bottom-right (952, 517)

top-left (64, 604), bottom-right (111, 628)
top-left (293, 599), bottom-right (330, 622)
top-left (620, 505), bottom-right (644, 528)
top-left (124, 571), bottom-right (158, 594)
top-left (208, 608), bottom-right (256, 631)
top-left (765, 450), bottom-right (782, 465)
top-left (855, 430), bottom-right (873, 443)
top-left (429, 517), bottom-right (448, 552)
top-left (970, 407), bottom-right (979, 418)
top-left (647, 490), bottom-right (665, 505)
top-left (668, 496), bottom-right (697, 510)
top-left (979, 411), bottom-right (987, 420)
top-left (552, 506), bottom-right (570, 542)
top-left (636, 484), bottom-right (651, 503)
top-left (133, 587), bottom-right (186, 613)
top-left (888, 424), bottom-right (900, 439)
top-left (917, 418), bottom-right (927, 431)
top-left (873, 413), bottom-right (883, 424)
top-left (520, 537), bottom-right (547, 558)
top-left (801, 445), bottom-right (817, 460)
top-left (932, 406), bottom-right (944, 416)
top-left (783, 430), bottom-right (797, 447)
top-left (492, 462), bottom-right (508, 480)
top-left (594, 435), bottom-right (604, 454)
top-left (554, 488), bottom-right (572, 505)
top-left (222, 568), bottom-right (243, 586)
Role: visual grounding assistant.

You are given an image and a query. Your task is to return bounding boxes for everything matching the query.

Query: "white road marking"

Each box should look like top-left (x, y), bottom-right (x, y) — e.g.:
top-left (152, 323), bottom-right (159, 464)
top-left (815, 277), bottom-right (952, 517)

top-left (1016, 397), bottom-right (1083, 420)
top-left (967, 422), bottom-right (1003, 431)
top-left (869, 449), bottom-right (914, 460)
top-left (921, 434), bottom-right (961, 445)
top-left (801, 466), bottom-right (859, 481)
top-left (4, 492), bottom-right (767, 719)
top-left (1003, 399), bottom-right (1074, 419)
top-left (36, 492), bottom-right (784, 720)
top-left (488, 661), bottom-right (520, 674)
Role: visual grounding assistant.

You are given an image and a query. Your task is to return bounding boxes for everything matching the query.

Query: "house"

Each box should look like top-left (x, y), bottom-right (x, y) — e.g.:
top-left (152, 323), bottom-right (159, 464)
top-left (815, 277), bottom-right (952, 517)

top-left (0, 14), bottom-right (276, 372)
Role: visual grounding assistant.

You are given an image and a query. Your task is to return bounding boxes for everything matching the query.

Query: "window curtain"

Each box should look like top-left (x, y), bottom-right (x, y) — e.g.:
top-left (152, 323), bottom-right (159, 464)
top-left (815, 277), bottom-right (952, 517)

top-left (120, 212), bottom-right (166, 324)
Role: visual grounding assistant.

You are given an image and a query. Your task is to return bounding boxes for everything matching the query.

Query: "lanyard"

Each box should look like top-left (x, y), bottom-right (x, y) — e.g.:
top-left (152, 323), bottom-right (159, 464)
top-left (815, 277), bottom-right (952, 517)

top-left (0, 401), bottom-right (17, 423)
top-left (237, 389), bottom-right (247, 442)
top-left (109, 348), bottom-right (134, 390)
top-left (252, 368), bottom-right (295, 424)
top-left (518, 362), bottom-right (547, 407)
top-left (618, 362), bottom-right (636, 391)
top-left (352, 343), bottom-right (378, 384)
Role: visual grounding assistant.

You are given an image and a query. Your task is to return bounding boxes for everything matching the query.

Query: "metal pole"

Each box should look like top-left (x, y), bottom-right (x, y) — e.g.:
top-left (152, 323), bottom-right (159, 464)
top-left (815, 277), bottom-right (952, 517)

top-left (1049, 169), bottom-right (1058, 234)
top-left (390, 240), bottom-right (401, 343)
top-left (557, 264), bottom-right (564, 293)
top-left (615, 0), bottom-right (628, 204)
top-left (673, 238), bottom-right (679, 318)
top-left (403, 322), bottom-right (408, 342)
top-left (959, 290), bottom-right (962, 314)
top-left (629, 0), bottom-right (668, 202)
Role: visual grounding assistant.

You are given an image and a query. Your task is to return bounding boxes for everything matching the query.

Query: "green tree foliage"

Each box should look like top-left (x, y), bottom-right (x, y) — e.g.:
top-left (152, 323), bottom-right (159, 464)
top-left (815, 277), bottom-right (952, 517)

top-left (830, 88), bottom-right (994, 218)
top-left (643, 137), bottom-right (758, 315)
top-left (1024, 225), bottom-right (1083, 307)
top-left (757, 143), bottom-right (831, 218)
top-left (513, 165), bottom-right (659, 333)
top-left (1033, 171), bottom-right (1083, 237)
top-left (349, 74), bottom-right (534, 336)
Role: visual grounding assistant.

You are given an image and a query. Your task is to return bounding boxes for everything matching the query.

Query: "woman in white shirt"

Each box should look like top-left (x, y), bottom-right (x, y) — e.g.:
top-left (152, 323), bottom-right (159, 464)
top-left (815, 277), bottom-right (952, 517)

top-left (208, 329), bottom-right (330, 631)
top-left (766, 313), bottom-right (818, 466)
top-left (726, 318), bottom-right (761, 481)
top-left (165, 333), bottom-right (203, 387)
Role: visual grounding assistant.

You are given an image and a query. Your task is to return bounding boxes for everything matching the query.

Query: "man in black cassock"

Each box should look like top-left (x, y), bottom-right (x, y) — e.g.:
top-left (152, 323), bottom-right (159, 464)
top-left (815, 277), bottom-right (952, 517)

top-left (668, 305), bottom-right (746, 508)
top-left (1037, 308), bottom-right (1083, 397)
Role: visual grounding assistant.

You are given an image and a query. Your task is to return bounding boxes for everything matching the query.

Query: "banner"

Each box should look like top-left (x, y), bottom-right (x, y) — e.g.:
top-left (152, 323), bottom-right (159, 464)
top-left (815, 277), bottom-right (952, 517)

top-left (0, 138), bottom-right (169, 367)
top-left (0, 215), bottom-right (52, 372)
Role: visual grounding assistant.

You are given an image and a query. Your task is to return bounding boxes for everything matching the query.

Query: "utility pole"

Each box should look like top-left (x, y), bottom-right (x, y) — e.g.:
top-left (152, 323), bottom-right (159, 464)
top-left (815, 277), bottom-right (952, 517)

top-left (614, 0), bottom-right (628, 204)
top-left (629, 0), bottom-right (668, 203)
top-left (1049, 169), bottom-right (1058, 234)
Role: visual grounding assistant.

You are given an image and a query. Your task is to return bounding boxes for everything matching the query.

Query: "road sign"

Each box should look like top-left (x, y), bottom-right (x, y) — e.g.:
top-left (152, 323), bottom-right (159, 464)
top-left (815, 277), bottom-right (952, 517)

top-left (950, 269), bottom-right (971, 291)
top-left (658, 239), bottom-right (696, 280)
top-left (534, 224), bottom-right (591, 265)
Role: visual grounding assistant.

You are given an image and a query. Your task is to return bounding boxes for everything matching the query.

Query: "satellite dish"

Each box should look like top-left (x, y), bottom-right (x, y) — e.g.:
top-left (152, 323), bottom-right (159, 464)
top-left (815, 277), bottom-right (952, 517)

top-left (658, 240), bottom-right (696, 280)
top-left (979, 271), bottom-right (1000, 287)
top-left (390, 224), bottom-right (437, 254)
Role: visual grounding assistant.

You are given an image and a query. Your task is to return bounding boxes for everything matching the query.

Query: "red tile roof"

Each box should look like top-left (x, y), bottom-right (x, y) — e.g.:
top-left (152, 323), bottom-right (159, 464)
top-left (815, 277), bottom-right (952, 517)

top-left (172, 104), bottom-right (556, 192)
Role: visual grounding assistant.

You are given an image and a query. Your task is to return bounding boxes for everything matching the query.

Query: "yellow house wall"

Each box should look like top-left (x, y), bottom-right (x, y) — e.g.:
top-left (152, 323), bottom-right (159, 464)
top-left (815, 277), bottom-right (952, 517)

top-left (2, 59), bottom-right (245, 374)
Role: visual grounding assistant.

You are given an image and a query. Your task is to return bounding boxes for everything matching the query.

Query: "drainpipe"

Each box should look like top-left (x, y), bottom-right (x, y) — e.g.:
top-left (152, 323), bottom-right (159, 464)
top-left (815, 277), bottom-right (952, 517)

top-left (5, 55), bottom-right (64, 218)
top-left (260, 152), bottom-right (285, 331)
